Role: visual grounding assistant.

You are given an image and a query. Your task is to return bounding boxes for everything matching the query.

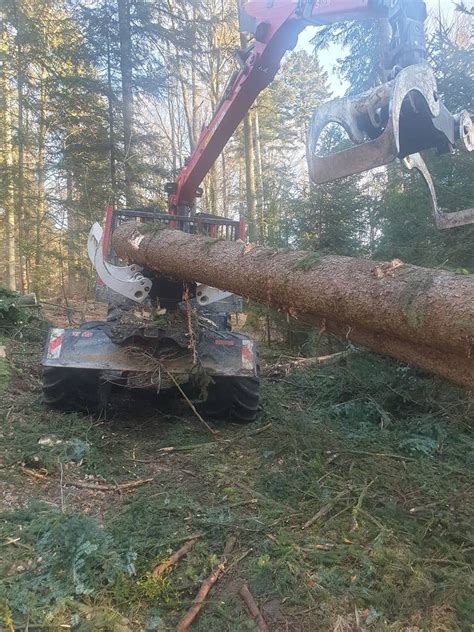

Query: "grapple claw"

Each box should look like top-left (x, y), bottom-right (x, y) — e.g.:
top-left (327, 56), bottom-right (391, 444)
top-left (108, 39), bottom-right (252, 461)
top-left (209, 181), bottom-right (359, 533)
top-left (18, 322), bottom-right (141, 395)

top-left (307, 63), bottom-right (474, 229)
top-left (458, 110), bottom-right (474, 153)
top-left (403, 153), bottom-right (474, 230)
top-left (87, 223), bottom-right (152, 302)
top-left (307, 64), bottom-right (440, 184)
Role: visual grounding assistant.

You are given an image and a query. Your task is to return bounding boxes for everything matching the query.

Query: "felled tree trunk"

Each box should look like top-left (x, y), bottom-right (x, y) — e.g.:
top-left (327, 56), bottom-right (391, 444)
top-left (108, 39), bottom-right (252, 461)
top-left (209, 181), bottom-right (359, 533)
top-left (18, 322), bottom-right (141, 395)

top-left (113, 222), bottom-right (474, 389)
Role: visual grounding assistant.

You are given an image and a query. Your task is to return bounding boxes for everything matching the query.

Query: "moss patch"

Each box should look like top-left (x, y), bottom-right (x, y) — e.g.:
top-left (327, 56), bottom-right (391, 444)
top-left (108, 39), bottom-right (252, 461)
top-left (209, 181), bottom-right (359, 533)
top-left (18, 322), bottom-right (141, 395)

top-left (292, 251), bottom-right (323, 271)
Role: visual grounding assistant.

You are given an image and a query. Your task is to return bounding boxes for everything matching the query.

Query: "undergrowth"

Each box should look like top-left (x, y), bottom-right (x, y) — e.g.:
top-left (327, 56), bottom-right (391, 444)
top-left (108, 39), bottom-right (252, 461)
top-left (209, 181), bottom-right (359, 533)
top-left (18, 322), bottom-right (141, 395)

top-left (1, 322), bottom-right (473, 630)
top-left (0, 336), bottom-right (11, 393)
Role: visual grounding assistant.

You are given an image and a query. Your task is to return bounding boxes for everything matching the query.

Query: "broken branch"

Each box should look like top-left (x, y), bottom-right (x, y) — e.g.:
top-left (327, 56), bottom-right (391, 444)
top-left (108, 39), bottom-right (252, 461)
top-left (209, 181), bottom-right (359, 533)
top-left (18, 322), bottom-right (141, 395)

top-left (166, 371), bottom-right (217, 435)
top-left (176, 537), bottom-right (236, 631)
top-left (153, 538), bottom-right (198, 578)
top-left (176, 564), bottom-right (225, 631)
top-left (239, 583), bottom-right (269, 631)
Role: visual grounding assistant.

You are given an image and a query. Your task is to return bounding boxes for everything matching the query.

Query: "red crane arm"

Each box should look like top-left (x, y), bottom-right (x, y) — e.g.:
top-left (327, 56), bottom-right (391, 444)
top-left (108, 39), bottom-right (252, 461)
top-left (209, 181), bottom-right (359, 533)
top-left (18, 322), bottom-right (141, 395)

top-left (167, 0), bottom-right (384, 214)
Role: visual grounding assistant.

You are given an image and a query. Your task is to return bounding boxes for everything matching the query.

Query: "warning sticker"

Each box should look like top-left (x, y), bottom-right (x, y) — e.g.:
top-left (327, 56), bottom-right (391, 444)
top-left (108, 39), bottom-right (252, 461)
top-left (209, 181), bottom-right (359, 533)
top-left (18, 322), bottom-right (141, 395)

top-left (241, 340), bottom-right (254, 371)
top-left (215, 339), bottom-right (235, 346)
top-left (47, 328), bottom-right (65, 359)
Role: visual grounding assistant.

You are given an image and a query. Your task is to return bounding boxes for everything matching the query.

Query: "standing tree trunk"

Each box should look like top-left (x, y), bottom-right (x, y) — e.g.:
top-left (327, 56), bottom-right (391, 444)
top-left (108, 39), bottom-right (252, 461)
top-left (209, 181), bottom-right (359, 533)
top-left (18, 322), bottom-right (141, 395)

top-left (12, 1), bottom-right (27, 291)
top-left (179, 76), bottom-right (194, 154)
top-left (204, 21), bottom-right (222, 217)
top-left (240, 33), bottom-right (257, 241)
top-left (243, 110), bottom-right (258, 242)
top-left (66, 169), bottom-right (79, 293)
top-left (191, 44), bottom-right (199, 149)
top-left (0, 29), bottom-right (16, 290)
top-left (167, 84), bottom-right (178, 173)
top-left (253, 108), bottom-right (265, 242)
top-left (191, 13), bottom-right (198, 150)
top-left (166, 1), bottom-right (194, 153)
top-left (106, 12), bottom-right (117, 206)
top-left (117, 0), bottom-right (136, 206)
top-left (113, 223), bottom-right (474, 389)
top-left (221, 150), bottom-right (227, 217)
top-left (238, 156), bottom-right (244, 227)
top-left (33, 64), bottom-right (47, 297)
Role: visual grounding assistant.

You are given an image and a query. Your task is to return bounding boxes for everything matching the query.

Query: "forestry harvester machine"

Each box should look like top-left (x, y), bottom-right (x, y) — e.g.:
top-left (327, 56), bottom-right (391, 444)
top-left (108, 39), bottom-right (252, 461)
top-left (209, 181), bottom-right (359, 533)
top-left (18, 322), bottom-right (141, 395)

top-left (42, 0), bottom-right (473, 420)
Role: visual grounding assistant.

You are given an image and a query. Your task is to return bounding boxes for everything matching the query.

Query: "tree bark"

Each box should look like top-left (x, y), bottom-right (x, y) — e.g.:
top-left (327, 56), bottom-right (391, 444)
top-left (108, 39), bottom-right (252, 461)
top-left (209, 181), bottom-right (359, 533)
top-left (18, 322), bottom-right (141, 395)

top-left (112, 223), bottom-right (474, 389)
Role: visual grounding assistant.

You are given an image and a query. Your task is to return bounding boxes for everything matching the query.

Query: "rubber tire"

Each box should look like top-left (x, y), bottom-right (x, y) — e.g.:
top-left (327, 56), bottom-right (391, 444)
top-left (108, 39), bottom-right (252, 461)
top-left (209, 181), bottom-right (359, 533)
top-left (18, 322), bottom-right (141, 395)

top-left (204, 375), bottom-right (260, 423)
top-left (42, 366), bottom-right (102, 412)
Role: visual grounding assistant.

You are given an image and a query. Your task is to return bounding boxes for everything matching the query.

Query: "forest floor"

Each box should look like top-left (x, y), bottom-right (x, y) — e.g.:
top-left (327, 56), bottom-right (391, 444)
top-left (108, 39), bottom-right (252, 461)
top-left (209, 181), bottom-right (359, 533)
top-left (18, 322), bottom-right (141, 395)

top-left (0, 305), bottom-right (473, 631)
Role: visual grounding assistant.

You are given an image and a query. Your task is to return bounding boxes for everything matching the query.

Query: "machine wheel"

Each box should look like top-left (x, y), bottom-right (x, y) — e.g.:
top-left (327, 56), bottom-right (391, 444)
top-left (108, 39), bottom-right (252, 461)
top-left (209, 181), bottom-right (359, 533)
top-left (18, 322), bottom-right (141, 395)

top-left (42, 366), bottom-right (103, 412)
top-left (204, 375), bottom-right (260, 423)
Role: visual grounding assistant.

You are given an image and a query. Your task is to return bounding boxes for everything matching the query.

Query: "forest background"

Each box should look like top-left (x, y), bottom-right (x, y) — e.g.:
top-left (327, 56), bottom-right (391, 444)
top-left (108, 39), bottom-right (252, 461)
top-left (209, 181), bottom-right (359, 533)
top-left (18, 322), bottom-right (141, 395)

top-left (0, 0), bottom-right (473, 298)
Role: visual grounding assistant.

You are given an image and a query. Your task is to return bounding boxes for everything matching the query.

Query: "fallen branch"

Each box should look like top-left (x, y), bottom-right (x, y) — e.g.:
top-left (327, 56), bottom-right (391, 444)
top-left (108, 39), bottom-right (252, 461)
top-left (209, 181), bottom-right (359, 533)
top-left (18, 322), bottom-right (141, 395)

top-left (326, 449), bottom-right (416, 461)
top-left (176, 537), bottom-right (236, 631)
top-left (315, 543), bottom-right (335, 550)
top-left (302, 489), bottom-right (350, 530)
top-left (1, 537), bottom-right (34, 552)
top-left (265, 350), bottom-right (353, 377)
top-left (176, 563), bottom-right (225, 631)
top-left (21, 467), bottom-right (48, 480)
top-left (156, 423), bottom-right (273, 455)
top-left (295, 350), bottom-right (352, 366)
top-left (234, 480), bottom-right (295, 512)
top-left (68, 478), bottom-right (153, 492)
top-left (166, 371), bottom-right (217, 435)
top-left (246, 422), bottom-right (272, 436)
top-left (153, 538), bottom-right (198, 578)
top-left (157, 441), bottom-right (220, 454)
top-left (239, 583), bottom-right (269, 631)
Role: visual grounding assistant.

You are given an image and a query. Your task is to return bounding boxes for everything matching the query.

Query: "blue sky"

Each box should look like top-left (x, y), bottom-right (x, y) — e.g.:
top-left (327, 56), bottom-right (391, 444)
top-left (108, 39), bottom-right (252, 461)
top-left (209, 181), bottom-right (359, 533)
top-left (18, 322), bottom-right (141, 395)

top-left (296, 0), bottom-right (459, 95)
